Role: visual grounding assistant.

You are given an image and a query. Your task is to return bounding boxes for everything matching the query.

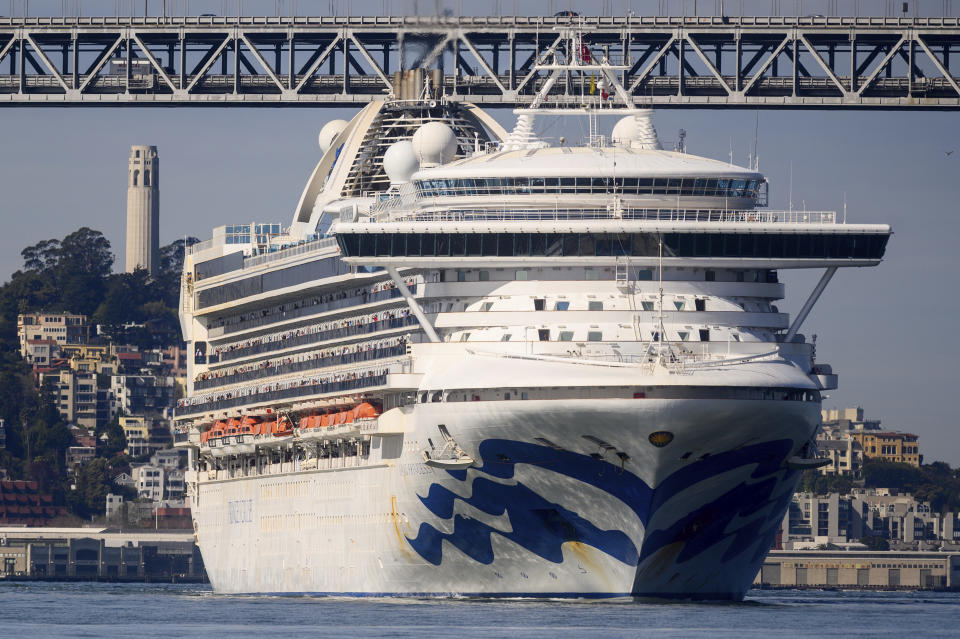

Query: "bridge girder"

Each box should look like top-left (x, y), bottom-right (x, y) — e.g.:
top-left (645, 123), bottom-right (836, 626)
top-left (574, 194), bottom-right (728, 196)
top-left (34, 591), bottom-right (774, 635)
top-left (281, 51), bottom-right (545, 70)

top-left (1, 15), bottom-right (959, 108)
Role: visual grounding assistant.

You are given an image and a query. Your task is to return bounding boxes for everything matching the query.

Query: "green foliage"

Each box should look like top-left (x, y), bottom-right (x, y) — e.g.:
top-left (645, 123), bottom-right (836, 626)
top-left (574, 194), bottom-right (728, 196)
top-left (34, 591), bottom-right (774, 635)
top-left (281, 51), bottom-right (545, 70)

top-left (71, 458), bottom-right (113, 519)
top-left (95, 413), bottom-right (127, 459)
top-left (0, 228), bottom-right (198, 518)
top-left (800, 470), bottom-right (854, 495)
top-left (2, 228), bottom-right (199, 352)
top-left (859, 535), bottom-right (890, 551)
top-left (863, 460), bottom-right (960, 514)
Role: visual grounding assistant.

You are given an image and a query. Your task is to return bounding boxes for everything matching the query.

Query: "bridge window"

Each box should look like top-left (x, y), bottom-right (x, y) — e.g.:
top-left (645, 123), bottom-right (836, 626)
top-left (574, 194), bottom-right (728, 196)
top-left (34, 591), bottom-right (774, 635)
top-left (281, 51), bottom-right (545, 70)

top-left (413, 176), bottom-right (763, 199)
top-left (336, 232), bottom-right (888, 262)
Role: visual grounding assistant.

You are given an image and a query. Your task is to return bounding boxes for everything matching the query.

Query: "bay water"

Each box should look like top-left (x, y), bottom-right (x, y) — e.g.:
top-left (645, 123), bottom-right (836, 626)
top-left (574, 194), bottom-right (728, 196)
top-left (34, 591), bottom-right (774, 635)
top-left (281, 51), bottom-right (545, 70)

top-left (1, 582), bottom-right (957, 638)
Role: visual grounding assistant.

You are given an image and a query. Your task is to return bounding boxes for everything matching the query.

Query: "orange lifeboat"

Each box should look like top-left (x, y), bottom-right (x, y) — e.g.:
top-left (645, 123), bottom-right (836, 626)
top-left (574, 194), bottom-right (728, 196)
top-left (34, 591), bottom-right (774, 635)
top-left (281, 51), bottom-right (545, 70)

top-left (240, 416), bottom-right (260, 436)
top-left (275, 416), bottom-right (294, 436)
top-left (225, 418), bottom-right (241, 437)
top-left (352, 402), bottom-right (380, 420)
top-left (208, 420), bottom-right (227, 440)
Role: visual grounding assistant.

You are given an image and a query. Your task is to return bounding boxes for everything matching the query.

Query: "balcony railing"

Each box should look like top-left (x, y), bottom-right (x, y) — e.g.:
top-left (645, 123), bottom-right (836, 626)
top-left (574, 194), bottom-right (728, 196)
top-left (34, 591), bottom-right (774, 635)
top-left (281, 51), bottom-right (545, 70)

top-left (206, 288), bottom-right (404, 339)
top-left (194, 344), bottom-right (407, 392)
top-left (382, 207), bottom-right (836, 225)
top-left (214, 315), bottom-right (418, 363)
top-left (176, 372), bottom-right (391, 417)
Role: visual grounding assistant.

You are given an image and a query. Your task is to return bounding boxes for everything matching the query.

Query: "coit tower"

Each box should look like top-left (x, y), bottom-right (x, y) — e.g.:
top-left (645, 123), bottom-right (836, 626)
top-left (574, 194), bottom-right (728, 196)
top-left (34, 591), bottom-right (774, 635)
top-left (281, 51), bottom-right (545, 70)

top-left (125, 145), bottom-right (160, 275)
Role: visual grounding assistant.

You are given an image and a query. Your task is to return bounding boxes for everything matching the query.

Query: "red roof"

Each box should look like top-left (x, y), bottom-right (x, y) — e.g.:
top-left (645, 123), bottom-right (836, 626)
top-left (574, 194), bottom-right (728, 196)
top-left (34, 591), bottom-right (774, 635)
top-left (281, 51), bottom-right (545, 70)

top-left (118, 352), bottom-right (143, 360)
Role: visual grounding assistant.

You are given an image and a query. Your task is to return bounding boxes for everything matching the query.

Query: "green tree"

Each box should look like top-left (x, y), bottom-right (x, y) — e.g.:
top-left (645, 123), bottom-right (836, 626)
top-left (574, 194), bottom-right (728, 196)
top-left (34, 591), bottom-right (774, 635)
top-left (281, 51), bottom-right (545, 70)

top-left (156, 238), bottom-right (199, 308)
top-left (93, 268), bottom-right (153, 327)
top-left (860, 535), bottom-right (890, 551)
top-left (72, 458), bottom-right (113, 519)
top-left (96, 413), bottom-right (127, 459)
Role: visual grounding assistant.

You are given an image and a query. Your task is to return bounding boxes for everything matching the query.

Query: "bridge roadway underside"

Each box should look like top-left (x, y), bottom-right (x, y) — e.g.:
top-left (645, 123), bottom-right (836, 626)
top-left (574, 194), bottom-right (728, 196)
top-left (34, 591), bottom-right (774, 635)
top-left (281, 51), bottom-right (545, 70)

top-left (1, 15), bottom-right (960, 109)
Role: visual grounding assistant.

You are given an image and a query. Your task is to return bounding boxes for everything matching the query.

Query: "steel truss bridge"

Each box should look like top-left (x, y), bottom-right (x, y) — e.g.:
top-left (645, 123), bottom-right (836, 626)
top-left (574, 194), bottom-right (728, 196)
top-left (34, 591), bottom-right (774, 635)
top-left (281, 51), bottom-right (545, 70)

top-left (1, 15), bottom-right (960, 108)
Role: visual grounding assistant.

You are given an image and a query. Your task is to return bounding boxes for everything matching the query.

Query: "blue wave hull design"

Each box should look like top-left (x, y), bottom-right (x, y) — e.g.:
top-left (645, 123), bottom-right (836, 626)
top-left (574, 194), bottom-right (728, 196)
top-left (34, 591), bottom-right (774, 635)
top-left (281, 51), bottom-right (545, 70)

top-left (408, 438), bottom-right (798, 597)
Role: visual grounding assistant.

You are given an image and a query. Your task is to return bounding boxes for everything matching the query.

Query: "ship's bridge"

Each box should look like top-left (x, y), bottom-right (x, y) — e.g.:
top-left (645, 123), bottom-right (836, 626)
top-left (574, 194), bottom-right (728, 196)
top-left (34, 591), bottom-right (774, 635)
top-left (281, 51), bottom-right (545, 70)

top-left (413, 146), bottom-right (766, 207)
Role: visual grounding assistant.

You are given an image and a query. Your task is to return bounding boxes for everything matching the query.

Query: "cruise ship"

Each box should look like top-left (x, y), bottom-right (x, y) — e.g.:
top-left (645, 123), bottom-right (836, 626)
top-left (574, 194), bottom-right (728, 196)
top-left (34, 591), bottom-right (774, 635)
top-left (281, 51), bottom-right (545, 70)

top-left (174, 39), bottom-right (891, 599)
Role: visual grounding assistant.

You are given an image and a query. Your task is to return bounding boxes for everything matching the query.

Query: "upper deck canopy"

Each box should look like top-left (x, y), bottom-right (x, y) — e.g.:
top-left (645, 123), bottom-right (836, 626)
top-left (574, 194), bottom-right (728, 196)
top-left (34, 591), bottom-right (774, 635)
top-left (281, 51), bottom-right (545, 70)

top-left (413, 146), bottom-right (764, 182)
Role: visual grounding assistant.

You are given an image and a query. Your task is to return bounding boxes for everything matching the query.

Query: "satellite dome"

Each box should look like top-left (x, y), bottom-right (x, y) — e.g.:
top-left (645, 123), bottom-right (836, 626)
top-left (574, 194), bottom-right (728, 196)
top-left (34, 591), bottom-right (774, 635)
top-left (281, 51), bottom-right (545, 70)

top-left (318, 119), bottom-right (348, 153)
top-left (611, 111), bottom-right (662, 150)
top-left (382, 140), bottom-right (419, 185)
top-left (412, 122), bottom-right (458, 167)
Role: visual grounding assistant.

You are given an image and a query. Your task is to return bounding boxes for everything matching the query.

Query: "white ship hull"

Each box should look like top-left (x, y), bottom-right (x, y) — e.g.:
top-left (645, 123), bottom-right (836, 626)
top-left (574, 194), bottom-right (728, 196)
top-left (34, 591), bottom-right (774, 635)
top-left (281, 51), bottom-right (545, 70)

top-left (193, 392), bottom-right (817, 599)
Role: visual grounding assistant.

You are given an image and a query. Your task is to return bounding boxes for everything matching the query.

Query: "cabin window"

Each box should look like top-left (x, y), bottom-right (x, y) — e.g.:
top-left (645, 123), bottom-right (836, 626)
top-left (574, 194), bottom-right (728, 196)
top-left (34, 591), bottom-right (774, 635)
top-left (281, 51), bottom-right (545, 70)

top-left (674, 300), bottom-right (685, 311)
top-left (481, 302), bottom-right (494, 312)
top-left (431, 392), bottom-right (442, 403)
top-left (705, 270), bottom-right (716, 282)
top-left (585, 269), bottom-right (599, 280)
top-left (534, 298), bottom-right (546, 311)
top-left (500, 334), bottom-right (511, 341)
top-left (641, 301), bottom-right (655, 311)
top-left (588, 301), bottom-right (603, 311)
top-left (699, 329), bottom-right (710, 342)
top-left (479, 271), bottom-right (490, 281)
top-left (457, 270), bottom-right (467, 282)
top-left (559, 331), bottom-right (574, 341)
top-left (555, 301), bottom-right (569, 311)
top-left (515, 270), bottom-right (528, 280)
top-left (504, 392), bottom-right (511, 400)
top-left (636, 269), bottom-right (653, 281)
top-left (521, 392), bottom-right (529, 400)
top-left (587, 331), bottom-right (603, 342)
top-left (678, 331), bottom-right (690, 341)
top-left (538, 329), bottom-right (550, 341)
top-left (695, 298), bottom-right (706, 312)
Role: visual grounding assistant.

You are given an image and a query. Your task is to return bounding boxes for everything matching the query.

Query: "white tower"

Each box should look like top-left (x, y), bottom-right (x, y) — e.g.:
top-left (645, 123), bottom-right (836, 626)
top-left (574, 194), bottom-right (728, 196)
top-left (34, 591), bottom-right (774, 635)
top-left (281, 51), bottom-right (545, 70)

top-left (125, 145), bottom-right (160, 275)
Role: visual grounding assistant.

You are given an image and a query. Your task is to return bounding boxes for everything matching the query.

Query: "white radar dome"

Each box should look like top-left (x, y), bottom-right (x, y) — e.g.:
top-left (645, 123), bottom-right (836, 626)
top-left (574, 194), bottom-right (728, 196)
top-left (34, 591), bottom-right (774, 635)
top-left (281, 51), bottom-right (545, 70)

top-left (382, 140), bottom-right (419, 185)
top-left (611, 111), bottom-right (662, 150)
top-left (412, 122), bottom-right (458, 167)
top-left (318, 119), bottom-right (348, 153)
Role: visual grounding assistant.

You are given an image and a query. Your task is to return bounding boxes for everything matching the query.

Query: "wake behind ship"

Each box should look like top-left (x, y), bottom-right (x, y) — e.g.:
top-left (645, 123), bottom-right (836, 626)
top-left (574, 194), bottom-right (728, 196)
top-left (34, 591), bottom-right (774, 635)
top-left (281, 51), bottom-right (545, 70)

top-left (174, 34), bottom-right (890, 599)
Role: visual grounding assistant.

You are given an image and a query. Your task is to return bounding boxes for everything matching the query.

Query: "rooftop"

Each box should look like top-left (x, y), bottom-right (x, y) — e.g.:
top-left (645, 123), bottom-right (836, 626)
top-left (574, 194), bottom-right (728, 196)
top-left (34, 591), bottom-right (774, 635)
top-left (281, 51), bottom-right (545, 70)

top-left (415, 146), bottom-right (764, 181)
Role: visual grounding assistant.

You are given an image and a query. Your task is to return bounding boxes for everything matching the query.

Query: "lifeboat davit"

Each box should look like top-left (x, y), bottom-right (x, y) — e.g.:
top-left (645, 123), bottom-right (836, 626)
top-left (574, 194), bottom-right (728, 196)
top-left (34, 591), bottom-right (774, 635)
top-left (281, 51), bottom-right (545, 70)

top-left (206, 420), bottom-right (228, 457)
top-left (220, 417), bottom-right (242, 455)
top-left (235, 416), bottom-right (261, 454)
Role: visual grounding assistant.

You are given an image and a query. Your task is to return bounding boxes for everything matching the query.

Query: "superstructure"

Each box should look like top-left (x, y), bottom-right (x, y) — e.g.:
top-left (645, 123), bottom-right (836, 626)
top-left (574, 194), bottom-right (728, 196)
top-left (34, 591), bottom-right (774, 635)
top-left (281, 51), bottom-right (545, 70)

top-left (174, 34), bottom-right (890, 599)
